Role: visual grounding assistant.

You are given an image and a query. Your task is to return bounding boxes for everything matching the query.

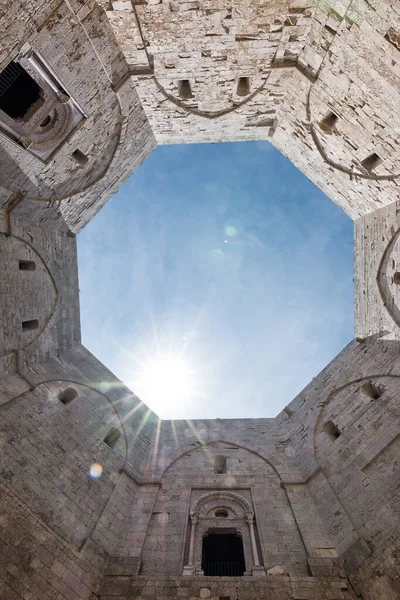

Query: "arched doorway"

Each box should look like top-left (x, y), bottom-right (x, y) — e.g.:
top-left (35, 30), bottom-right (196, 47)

top-left (182, 490), bottom-right (265, 576)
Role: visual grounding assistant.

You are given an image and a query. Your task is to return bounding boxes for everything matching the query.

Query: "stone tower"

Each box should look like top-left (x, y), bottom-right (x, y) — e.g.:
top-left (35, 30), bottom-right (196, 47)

top-left (0, 1), bottom-right (399, 599)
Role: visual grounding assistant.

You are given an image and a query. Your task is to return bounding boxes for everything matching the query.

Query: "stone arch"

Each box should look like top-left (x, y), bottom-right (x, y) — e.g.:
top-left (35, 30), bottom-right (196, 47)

top-left (0, 234), bottom-right (58, 355)
top-left (191, 490), bottom-right (253, 518)
top-left (311, 373), bottom-right (400, 564)
top-left (12, 378), bottom-right (129, 466)
top-left (0, 379), bottom-right (127, 547)
top-left (307, 85), bottom-right (399, 182)
top-left (312, 374), bottom-right (400, 459)
top-left (160, 439), bottom-right (283, 481)
top-left (184, 490), bottom-right (262, 576)
top-left (142, 442), bottom-right (308, 576)
top-left (376, 227), bottom-right (400, 330)
top-left (153, 76), bottom-right (269, 120)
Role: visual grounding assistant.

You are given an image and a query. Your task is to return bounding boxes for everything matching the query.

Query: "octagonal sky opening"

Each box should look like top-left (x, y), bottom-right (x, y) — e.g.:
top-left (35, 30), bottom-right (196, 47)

top-left (78, 141), bottom-right (353, 419)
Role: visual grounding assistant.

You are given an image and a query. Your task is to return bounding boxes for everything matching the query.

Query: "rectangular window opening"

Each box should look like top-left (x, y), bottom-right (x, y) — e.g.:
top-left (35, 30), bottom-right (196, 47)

top-left (103, 427), bottom-right (121, 449)
top-left (178, 80), bottom-right (193, 100)
top-left (19, 260), bottom-right (36, 271)
top-left (58, 387), bottom-right (78, 405)
top-left (319, 111), bottom-right (338, 133)
top-left (237, 77), bottom-right (250, 97)
top-left (22, 319), bottom-right (39, 331)
top-left (214, 455), bottom-right (227, 474)
top-left (361, 152), bottom-right (382, 172)
top-left (71, 149), bottom-right (89, 167)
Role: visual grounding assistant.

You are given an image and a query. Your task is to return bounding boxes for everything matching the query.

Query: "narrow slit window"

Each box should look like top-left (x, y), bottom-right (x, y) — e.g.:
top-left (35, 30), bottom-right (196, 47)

top-left (360, 382), bottom-right (381, 400)
top-left (103, 427), bottom-right (120, 449)
top-left (22, 319), bottom-right (38, 331)
top-left (319, 111), bottom-right (338, 133)
top-left (361, 153), bottom-right (382, 172)
top-left (19, 260), bottom-right (36, 271)
top-left (237, 77), bottom-right (250, 97)
top-left (40, 115), bottom-right (51, 127)
top-left (58, 387), bottom-right (78, 405)
top-left (0, 61), bottom-right (42, 120)
top-left (178, 80), bottom-right (193, 100)
top-left (71, 149), bottom-right (89, 167)
top-left (323, 421), bottom-right (341, 441)
top-left (214, 455), bottom-right (227, 474)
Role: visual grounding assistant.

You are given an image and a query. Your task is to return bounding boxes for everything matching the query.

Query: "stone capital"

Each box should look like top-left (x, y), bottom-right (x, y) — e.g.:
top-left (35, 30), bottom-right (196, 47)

top-left (245, 511), bottom-right (254, 524)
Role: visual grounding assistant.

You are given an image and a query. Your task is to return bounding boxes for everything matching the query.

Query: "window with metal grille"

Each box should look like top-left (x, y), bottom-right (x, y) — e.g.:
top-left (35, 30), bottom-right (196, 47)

top-left (0, 61), bottom-right (41, 120)
top-left (202, 532), bottom-right (245, 576)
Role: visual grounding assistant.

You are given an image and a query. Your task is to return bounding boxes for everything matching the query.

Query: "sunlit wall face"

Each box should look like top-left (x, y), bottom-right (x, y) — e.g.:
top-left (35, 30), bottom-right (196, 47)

top-left (78, 141), bottom-right (353, 420)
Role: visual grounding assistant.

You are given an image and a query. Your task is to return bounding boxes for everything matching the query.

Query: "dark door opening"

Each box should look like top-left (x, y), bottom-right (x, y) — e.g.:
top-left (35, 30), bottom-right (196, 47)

top-left (202, 531), bottom-right (245, 576)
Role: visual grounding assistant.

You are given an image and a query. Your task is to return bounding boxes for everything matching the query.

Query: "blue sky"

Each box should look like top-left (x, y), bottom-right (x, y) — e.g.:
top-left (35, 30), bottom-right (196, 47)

top-left (77, 141), bottom-right (353, 419)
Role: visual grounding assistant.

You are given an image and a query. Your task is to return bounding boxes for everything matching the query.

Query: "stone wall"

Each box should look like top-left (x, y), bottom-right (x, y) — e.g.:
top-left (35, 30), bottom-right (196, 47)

top-left (106, 0), bottom-right (400, 218)
top-left (0, 210), bottom-right (80, 377)
top-left (276, 337), bottom-right (400, 600)
top-left (0, 0), bottom-right (400, 599)
top-left (99, 574), bottom-right (357, 600)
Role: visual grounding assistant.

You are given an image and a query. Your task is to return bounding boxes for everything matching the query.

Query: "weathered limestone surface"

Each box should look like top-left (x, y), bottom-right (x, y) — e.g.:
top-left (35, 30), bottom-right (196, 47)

top-left (0, 1), bottom-right (400, 599)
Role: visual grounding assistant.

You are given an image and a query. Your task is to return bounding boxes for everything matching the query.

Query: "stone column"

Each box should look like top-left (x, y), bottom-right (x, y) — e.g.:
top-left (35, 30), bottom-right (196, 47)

top-left (246, 512), bottom-right (260, 566)
top-left (246, 512), bottom-right (265, 576)
top-left (183, 513), bottom-right (198, 575)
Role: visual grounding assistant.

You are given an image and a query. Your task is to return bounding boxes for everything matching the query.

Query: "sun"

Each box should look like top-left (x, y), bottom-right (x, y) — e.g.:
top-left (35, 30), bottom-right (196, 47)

top-left (135, 354), bottom-right (197, 414)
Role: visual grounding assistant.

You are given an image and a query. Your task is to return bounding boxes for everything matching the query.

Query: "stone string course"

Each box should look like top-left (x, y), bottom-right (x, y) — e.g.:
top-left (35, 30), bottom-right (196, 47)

top-left (0, 0), bottom-right (400, 599)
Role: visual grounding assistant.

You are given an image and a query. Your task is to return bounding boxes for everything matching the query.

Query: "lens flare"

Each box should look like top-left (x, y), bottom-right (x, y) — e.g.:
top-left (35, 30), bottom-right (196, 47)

top-left (89, 463), bottom-right (103, 479)
top-left (225, 225), bottom-right (236, 237)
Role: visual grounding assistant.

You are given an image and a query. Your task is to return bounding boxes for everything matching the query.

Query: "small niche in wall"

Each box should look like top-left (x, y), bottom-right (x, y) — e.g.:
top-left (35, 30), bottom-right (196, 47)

top-left (22, 319), bottom-right (38, 331)
top-left (103, 427), bottom-right (121, 449)
top-left (237, 77), bottom-right (250, 97)
top-left (0, 61), bottom-right (42, 120)
top-left (361, 152), bottom-right (382, 172)
top-left (19, 259), bottom-right (36, 271)
top-left (214, 455), bottom-right (227, 474)
top-left (393, 272), bottom-right (400, 284)
top-left (40, 114), bottom-right (51, 127)
top-left (71, 149), bottom-right (89, 167)
top-left (58, 387), bottom-right (78, 405)
top-left (323, 420), bottom-right (341, 441)
top-left (215, 509), bottom-right (228, 518)
top-left (178, 80), bottom-right (193, 100)
top-left (360, 381), bottom-right (382, 400)
top-left (319, 111), bottom-right (338, 133)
